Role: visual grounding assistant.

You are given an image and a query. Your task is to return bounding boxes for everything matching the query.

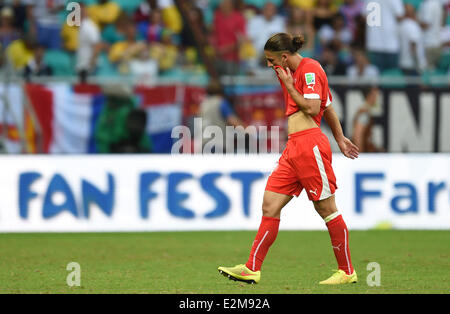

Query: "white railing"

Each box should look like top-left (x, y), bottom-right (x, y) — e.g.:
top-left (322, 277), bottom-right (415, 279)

top-left (0, 73), bottom-right (449, 87)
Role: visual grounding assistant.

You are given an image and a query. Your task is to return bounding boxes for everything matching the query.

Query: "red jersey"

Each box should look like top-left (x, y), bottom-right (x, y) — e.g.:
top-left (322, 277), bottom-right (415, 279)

top-left (275, 57), bottom-right (332, 126)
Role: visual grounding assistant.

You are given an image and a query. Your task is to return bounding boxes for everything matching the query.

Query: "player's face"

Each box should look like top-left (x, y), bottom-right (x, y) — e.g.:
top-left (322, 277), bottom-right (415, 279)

top-left (264, 50), bottom-right (284, 68)
top-left (265, 50), bottom-right (290, 69)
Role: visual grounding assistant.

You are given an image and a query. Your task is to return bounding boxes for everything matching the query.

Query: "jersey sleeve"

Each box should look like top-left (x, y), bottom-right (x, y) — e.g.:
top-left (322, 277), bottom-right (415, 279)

top-left (296, 62), bottom-right (324, 101)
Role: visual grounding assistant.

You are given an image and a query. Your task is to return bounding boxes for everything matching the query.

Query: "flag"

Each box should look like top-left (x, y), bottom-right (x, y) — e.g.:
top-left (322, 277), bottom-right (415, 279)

top-left (0, 84), bottom-right (25, 153)
top-left (26, 83), bottom-right (104, 154)
top-left (25, 83), bottom-right (184, 154)
top-left (135, 85), bottom-right (183, 153)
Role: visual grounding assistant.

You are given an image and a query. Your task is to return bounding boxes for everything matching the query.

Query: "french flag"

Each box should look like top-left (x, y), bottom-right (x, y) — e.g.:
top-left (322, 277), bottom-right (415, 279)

top-left (26, 83), bottom-right (104, 154)
top-left (25, 83), bottom-right (184, 154)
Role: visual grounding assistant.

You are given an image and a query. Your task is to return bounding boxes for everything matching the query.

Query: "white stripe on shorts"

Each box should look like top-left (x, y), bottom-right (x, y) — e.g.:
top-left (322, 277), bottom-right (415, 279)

top-left (313, 145), bottom-right (332, 200)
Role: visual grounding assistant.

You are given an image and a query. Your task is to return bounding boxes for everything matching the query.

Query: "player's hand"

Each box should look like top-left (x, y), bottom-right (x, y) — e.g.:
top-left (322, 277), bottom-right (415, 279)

top-left (274, 66), bottom-right (294, 89)
top-left (337, 137), bottom-right (359, 159)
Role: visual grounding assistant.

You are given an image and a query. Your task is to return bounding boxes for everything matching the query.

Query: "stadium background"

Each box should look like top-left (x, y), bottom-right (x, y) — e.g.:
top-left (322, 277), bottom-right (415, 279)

top-left (0, 0), bottom-right (449, 294)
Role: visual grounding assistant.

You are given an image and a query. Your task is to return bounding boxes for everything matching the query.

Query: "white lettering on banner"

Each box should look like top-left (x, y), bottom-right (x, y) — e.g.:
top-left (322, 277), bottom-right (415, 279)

top-left (439, 95), bottom-right (450, 152)
top-left (0, 155), bottom-right (449, 232)
top-left (344, 90), bottom-right (366, 138)
top-left (328, 88), bottom-right (450, 153)
top-left (354, 172), bottom-right (449, 215)
top-left (388, 92), bottom-right (435, 152)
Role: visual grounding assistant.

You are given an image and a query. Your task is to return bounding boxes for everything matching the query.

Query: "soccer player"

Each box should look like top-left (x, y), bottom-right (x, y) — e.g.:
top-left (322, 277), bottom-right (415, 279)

top-left (218, 33), bottom-right (359, 285)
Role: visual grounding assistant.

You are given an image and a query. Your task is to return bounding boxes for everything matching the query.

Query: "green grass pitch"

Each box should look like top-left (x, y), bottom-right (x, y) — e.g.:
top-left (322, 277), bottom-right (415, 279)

top-left (0, 230), bottom-right (449, 294)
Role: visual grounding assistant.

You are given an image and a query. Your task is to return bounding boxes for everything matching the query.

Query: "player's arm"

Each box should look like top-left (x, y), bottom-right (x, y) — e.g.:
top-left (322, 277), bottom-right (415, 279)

top-left (275, 66), bottom-right (321, 116)
top-left (323, 105), bottom-right (359, 159)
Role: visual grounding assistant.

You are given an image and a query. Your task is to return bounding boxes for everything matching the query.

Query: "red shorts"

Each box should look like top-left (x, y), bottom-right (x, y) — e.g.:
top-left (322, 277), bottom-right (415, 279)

top-left (265, 127), bottom-right (337, 201)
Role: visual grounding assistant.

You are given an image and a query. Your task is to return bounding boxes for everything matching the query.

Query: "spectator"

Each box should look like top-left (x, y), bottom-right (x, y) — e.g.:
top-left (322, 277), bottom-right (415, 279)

top-left (352, 86), bottom-right (383, 152)
top-left (351, 8), bottom-right (366, 49)
top-left (180, 5), bottom-right (207, 48)
top-left (25, 0), bottom-right (65, 49)
top-left (0, 0), bottom-right (27, 32)
top-left (365, 0), bottom-right (404, 72)
top-left (23, 44), bottom-right (52, 81)
top-left (442, 24), bottom-right (450, 55)
top-left (95, 87), bottom-right (152, 154)
top-left (199, 80), bottom-right (246, 153)
top-left (102, 11), bottom-right (130, 45)
top-left (178, 2), bottom-right (210, 76)
top-left (312, 0), bottom-right (337, 31)
top-left (6, 33), bottom-right (36, 71)
top-left (109, 23), bottom-right (147, 74)
top-left (339, 0), bottom-right (364, 37)
top-left (60, 20), bottom-right (79, 53)
top-left (289, 0), bottom-right (315, 11)
top-left (129, 48), bottom-right (159, 84)
top-left (76, 4), bottom-right (104, 82)
top-left (159, 0), bottom-right (183, 34)
top-left (418, 0), bottom-right (445, 70)
top-left (134, 0), bottom-right (157, 23)
top-left (319, 44), bottom-right (347, 76)
top-left (247, 2), bottom-right (285, 59)
top-left (111, 108), bottom-right (152, 153)
top-left (190, 0), bottom-right (215, 29)
top-left (146, 9), bottom-right (165, 43)
top-left (212, 0), bottom-right (246, 75)
top-left (347, 47), bottom-right (379, 81)
top-left (318, 13), bottom-right (353, 49)
top-left (0, 7), bottom-right (20, 50)
top-left (399, 4), bottom-right (427, 76)
top-left (149, 29), bottom-right (179, 72)
top-left (285, 5), bottom-right (315, 51)
top-left (88, 0), bottom-right (121, 27)
top-left (134, 0), bottom-right (182, 35)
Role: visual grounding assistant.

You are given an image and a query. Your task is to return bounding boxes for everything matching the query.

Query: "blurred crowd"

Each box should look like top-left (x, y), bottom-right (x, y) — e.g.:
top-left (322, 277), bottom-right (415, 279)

top-left (0, 0), bottom-right (449, 83)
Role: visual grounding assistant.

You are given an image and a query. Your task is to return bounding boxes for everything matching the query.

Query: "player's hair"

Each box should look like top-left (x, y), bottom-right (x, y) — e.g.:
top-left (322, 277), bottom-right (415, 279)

top-left (264, 33), bottom-right (305, 54)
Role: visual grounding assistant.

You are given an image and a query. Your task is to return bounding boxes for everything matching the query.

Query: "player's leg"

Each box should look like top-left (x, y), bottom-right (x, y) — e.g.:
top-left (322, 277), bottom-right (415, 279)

top-left (218, 190), bottom-right (293, 283)
top-left (313, 196), bottom-right (357, 284)
top-left (245, 190), bottom-right (293, 270)
top-left (295, 130), bottom-right (356, 283)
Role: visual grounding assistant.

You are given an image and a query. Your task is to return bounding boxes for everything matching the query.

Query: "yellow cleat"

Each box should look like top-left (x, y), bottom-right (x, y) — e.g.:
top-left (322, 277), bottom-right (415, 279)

top-left (218, 264), bottom-right (261, 284)
top-left (319, 269), bottom-right (358, 285)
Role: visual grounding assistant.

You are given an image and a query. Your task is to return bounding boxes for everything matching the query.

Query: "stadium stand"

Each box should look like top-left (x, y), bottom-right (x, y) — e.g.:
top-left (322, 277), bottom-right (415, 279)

top-left (0, 0), bottom-right (449, 155)
top-left (0, 0), bottom-right (447, 82)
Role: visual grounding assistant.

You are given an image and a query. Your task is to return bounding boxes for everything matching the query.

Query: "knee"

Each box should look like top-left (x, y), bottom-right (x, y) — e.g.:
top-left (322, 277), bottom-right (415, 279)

top-left (314, 197), bottom-right (338, 220)
top-left (315, 206), bottom-right (336, 220)
top-left (262, 201), bottom-right (279, 218)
